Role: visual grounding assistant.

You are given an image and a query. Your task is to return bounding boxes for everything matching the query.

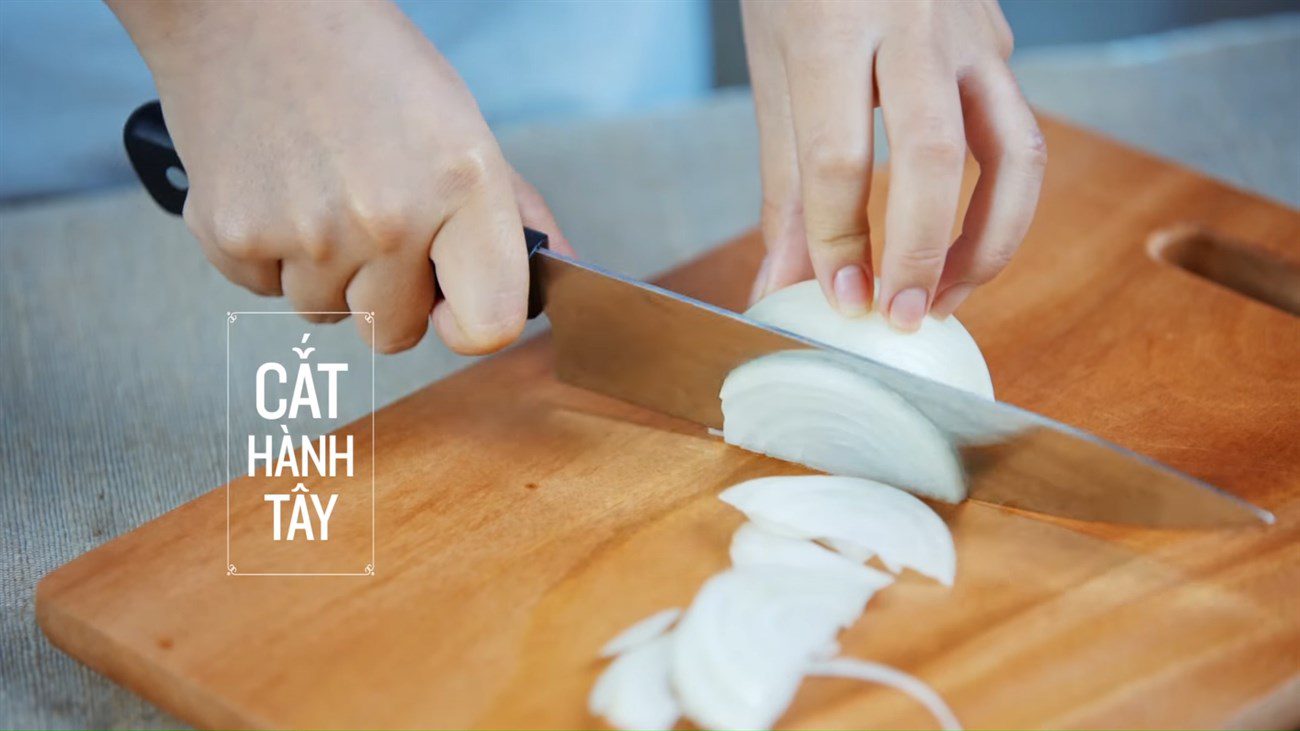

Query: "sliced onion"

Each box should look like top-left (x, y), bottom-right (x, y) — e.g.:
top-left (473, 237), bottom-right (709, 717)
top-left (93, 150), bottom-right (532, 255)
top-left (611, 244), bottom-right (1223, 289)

top-left (719, 476), bottom-right (956, 585)
top-left (721, 351), bottom-right (966, 502)
top-left (599, 608), bottom-right (681, 658)
top-left (591, 476), bottom-right (961, 729)
top-left (809, 657), bottom-right (961, 731)
top-left (589, 635), bottom-right (680, 731)
top-left (744, 281), bottom-right (993, 399)
top-left (729, 522), bottom-right (894, 598)
top-left (670, 566), bottom-right (878, 730)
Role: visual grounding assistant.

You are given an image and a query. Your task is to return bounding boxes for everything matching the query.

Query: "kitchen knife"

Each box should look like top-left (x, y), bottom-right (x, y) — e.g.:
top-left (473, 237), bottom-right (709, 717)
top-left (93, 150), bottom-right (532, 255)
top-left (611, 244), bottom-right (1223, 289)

top-left (125, 101), bottom-right (1273, 528)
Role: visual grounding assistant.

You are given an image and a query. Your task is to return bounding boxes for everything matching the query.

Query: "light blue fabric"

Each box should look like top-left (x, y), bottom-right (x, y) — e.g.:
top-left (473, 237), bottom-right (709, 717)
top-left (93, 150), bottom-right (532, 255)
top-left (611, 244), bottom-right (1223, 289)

top-left (0, 0), bottom-right (711, 200)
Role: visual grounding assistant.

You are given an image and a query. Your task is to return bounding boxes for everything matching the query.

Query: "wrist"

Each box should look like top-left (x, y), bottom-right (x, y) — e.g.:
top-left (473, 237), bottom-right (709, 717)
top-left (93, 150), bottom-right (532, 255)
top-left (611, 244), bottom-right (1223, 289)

top-left (106, 1), bottom-right (244, 83)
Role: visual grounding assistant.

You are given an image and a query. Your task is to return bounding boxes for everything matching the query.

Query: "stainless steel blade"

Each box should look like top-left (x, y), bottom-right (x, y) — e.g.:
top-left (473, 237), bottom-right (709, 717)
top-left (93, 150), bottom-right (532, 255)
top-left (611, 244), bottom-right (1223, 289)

top-left (534, 249), bottom-right (1273, 528)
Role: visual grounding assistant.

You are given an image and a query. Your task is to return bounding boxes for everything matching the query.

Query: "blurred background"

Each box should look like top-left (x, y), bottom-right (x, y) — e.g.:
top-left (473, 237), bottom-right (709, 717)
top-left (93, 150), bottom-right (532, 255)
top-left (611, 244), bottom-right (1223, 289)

top-left (1, 0), bottom-right (1295, 202)
top-left (711, 0), bottom-right (1298, 84)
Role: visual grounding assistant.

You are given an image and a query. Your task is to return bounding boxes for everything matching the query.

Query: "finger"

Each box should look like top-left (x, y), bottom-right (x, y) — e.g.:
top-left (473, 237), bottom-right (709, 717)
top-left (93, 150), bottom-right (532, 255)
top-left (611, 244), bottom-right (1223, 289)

top-left (280, 258), bottom-right (356, 324)
top-left (344, 254), bottom-right (435, 354)
top-left (184, 204), bottom-right (283, 296)
top-left (428, 164), bottom-right (529, 355)
top-left (932, 63), bottom-right (1046, 318)
top-left (787, 42), bottom-right (876, 315)
top-left (743, 2), bottom-right (813, 303)
top-left (509, 167), bottom-right (575, 256)
top-left (876, 44), bottom-right (966, 331)
top-left (196, 234), bottom-right (284, 296)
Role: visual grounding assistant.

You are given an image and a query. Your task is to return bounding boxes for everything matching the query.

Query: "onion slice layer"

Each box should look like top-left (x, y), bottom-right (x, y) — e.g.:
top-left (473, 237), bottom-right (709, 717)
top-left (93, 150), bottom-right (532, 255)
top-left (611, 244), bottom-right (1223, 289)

top-left (721, 351), bottom-right (966, 502)
top-left (809, 656), bottom-right (961, 731)
top-left (729, 521), bottom-right (894, 595)
top-left (670, 565), bottom-right (878, 730)
top-left (589, 635), bottom-right (680, 731)
top-left (599, 608), bottom-right (681, 658)
top-left (720, 475), bottom-right (956, 585)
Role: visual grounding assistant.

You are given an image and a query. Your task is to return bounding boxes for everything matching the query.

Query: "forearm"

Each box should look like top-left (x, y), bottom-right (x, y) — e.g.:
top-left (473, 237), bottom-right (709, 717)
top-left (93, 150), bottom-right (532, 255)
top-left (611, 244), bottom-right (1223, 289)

top-left (106, 1), bottom-right (403, 84)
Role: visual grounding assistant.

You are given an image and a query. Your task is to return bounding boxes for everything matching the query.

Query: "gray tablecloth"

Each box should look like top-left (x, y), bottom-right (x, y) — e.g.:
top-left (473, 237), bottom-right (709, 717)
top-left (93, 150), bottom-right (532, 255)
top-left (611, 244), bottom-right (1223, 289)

top-left (2, 15), bottom-right (1296, 729)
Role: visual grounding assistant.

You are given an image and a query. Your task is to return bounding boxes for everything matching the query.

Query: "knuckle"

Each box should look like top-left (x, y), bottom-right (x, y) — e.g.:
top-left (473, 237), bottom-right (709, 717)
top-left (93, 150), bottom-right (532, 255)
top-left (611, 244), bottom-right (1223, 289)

top-left (209, 213), bottom-right (263, 259)
top-left (1011, 128), bottom-right (1049, 170)
top-left (809, 227), bottom-right (870, 255)
top-left (288, 216), bottom-right (335, 262)
top-left (953, 233), bottom-right (1017, 284)
top-left (439, 144), bottom-right (495, 195)
top-left (347, 196), bottom-right (414, 254)
top-left (244, 275), bottom-right (282, 298)
top-left (973, 244), bottom-right (1018, 281)
top-left (803, 144), bottom-right (872, 182)
top-left (895, 244), bottom-right (950, 272)
top-left (287, 213), bottom-right (327, 249)
top-left (301, 237), bottom-right (335, 263)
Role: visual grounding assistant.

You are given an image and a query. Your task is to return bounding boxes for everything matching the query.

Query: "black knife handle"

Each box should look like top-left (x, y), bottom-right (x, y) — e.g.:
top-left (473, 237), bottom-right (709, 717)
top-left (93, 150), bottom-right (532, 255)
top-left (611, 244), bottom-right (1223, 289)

top-left (122, 100), bottom-right (549, 319)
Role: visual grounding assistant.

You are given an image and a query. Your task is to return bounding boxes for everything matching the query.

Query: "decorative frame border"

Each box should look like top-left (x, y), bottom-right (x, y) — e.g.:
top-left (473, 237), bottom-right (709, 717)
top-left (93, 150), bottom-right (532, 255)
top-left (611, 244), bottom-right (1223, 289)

top-left (225, 311), bottom-right (376, 577)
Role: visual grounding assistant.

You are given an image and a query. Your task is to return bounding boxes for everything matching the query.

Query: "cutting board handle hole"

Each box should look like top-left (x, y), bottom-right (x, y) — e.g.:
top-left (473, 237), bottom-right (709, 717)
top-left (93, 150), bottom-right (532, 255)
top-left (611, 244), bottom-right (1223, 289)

top-left (1146, 224), bottom-right (1300, 316)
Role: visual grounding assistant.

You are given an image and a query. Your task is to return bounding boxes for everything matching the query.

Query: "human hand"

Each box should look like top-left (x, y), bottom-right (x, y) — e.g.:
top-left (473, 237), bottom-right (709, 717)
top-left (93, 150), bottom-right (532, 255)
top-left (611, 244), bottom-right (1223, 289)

top-left (742, 0), bottom-right (1045, 329)
top-left (109, 0), bottom-right (571, 354)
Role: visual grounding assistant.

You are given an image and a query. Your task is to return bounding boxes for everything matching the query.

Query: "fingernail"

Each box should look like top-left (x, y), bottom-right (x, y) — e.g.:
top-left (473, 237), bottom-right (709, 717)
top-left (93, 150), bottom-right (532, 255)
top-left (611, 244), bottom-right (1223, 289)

top-left (748, 256), bottom-right (774, 305)
top-left (832, 265), bottom-right (871, 316)
top-left (931, 283), bottom-right (975, 319)
top-left (888, 287), bottom-right (929, 331)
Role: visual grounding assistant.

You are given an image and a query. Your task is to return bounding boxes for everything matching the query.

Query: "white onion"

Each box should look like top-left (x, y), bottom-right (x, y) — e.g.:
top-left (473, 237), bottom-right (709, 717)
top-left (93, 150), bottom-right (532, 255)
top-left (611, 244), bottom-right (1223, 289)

top-left (599, 608), bottom-right (681, 658)
top-left (744, 281), bottom-right (993, 399)
top-left (809, 657), bottom-right (961, 731)
top-left (729, 522), bottom-right (894, 595)
top-left (589, 635), bottom-right (680, 731)
top-left (670, 566), bottom-right (879, 730)
top-left (591, 482), bottom-right (959, 729)
top-left (721, 351), bottom-right (966, 502)
top-left (720, 476), bottom-right (956, 585)
top-left (721, 280), bottom-right (996, 502)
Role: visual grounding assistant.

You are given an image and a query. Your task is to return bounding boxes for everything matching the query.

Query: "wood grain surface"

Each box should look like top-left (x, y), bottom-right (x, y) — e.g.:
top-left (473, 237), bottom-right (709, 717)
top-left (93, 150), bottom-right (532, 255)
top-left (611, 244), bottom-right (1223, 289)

top-left (37, 117), bottom-right (1300, 730)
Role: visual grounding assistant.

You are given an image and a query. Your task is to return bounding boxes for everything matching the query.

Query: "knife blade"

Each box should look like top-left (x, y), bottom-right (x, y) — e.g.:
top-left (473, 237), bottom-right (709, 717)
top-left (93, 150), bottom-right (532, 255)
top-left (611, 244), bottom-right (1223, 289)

top-left (533, 247), bottom-right (1273, 528)
top-left (123, 100), bottom-right (1271, 529)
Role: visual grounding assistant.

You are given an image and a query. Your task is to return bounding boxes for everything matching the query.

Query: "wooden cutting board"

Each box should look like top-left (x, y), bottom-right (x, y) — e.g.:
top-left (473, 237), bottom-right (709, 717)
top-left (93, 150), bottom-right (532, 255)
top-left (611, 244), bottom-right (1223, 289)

top-left (37, 117), bottom-right (1300, 730)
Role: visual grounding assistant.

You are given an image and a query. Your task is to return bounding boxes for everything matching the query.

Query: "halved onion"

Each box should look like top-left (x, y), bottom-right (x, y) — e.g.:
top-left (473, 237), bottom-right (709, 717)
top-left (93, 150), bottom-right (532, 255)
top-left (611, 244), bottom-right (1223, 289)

top-left (744, 281), bottom-right (993, 399)
top-left (721, 351), bottom-right (965, 502)
top-left (720, 280), bottom-right (996, 502)
top-left (719, 476), bottom-right (956, 585)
